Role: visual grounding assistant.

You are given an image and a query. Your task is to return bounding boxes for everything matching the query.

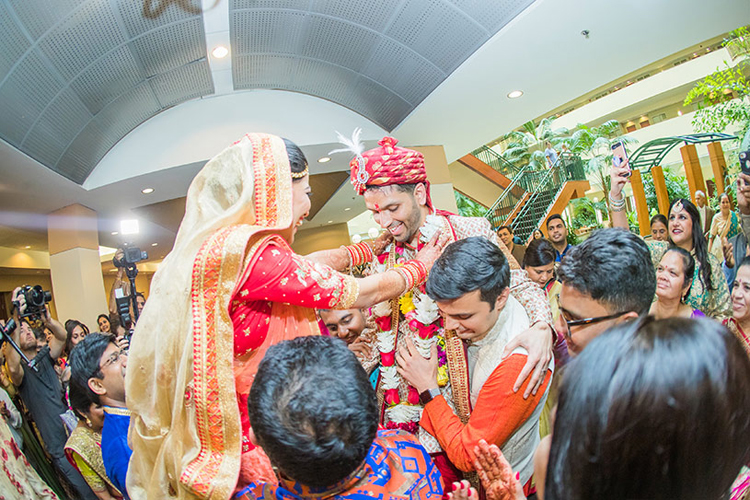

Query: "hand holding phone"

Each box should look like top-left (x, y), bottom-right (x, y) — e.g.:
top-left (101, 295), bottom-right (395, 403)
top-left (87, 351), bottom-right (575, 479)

top-left (612, 141), bottom-right (631, 178)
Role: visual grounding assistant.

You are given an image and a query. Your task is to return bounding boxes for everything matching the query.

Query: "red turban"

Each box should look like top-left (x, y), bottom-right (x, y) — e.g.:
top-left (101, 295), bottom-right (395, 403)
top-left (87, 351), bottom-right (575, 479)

top-left (349, 136), bottom-right (433, 208)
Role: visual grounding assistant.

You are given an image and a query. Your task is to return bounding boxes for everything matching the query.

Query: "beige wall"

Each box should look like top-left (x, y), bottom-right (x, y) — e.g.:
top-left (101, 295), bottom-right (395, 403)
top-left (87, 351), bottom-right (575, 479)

top-left (448, 161), bottom-right (502, 207)
top-left (412, 145), bottom-right (459, 213)
top-left (292, 223), bottom-right (351, 255)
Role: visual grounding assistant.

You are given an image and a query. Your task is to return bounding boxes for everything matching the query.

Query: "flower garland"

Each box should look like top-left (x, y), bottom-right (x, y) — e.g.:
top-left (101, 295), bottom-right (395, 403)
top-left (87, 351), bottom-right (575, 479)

top-left (376, 215), bottom-right (450, 432)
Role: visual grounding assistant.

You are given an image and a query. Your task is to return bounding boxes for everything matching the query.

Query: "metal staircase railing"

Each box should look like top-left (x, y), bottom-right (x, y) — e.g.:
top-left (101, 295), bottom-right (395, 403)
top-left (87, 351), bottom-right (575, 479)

top-left (509, 155), bottom-right (586, 240)
top-left (470, 145), bottom-right (524, 178)
top-left (484, 164), bottom-right (532, 229)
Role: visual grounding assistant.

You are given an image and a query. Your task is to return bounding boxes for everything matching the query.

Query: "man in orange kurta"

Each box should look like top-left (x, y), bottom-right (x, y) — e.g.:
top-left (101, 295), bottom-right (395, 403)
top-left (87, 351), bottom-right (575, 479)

top-left (396, 238), bottom-right (552, 495)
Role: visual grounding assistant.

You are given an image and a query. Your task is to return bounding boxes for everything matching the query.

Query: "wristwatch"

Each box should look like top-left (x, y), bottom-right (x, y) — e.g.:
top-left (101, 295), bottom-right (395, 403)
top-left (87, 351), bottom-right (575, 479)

top-left (419, 387), bottom-right (441, 405)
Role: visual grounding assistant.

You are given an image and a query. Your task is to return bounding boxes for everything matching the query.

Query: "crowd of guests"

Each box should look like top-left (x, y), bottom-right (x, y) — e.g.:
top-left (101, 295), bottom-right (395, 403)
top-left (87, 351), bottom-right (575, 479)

top-left (0, 133), bottom-right (748, 500)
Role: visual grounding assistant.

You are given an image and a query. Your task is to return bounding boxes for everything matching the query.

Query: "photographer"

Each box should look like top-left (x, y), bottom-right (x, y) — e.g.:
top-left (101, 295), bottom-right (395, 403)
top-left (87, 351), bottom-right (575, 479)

top-left (4, 287), bottom-right (97, 499)
top-left (108, 246), bottom-right (147, 332)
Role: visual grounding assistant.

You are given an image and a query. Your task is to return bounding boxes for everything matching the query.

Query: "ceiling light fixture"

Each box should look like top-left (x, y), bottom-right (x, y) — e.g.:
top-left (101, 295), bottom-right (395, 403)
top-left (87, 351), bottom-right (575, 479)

top-left (121, 219), bottom-right (139, 235)
top-left (24, 245), bottom-right (30, 249)
top-left (141, 187), bottom-right (154, 194)
top-left (328, 220), bottom-right (333, 224)
top-left (317, 156), bottom-right (331, 163)
top-left (344, 207), bottom-right (351, 211)
top-left (507, 90), bottom-right (523, 99)
top-left (212, 45), bottom-right (229, 58)
top-left (111, 231), bottom-right (119, 235)
top-left (151, 243), bottom-right (158, 246)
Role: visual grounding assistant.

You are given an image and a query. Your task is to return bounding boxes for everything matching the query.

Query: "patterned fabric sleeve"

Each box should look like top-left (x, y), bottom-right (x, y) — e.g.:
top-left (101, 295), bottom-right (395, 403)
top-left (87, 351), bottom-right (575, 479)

top-left (704, 253), bottom-right (732, 320)
top-left (509, 270), bottom-right (554, 327)
top-left (72, 452), bottom-right (108, 492)
top-left (647, 240), bottom-right (670, 269)
top-left (237, 242), bottom-right (360, 310)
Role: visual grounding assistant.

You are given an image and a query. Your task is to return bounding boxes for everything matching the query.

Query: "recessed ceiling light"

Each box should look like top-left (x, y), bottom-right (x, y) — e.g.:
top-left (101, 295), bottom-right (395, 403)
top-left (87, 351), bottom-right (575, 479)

top-left (212, 45), bottom-right (229, 58)
top-left (677, 110), bottom-right (683, 116)
top-left (111, 231), bottom-right (119, 235)
top-left (151, 243), bottom-right (158, 246)
top-left (141, 187), bottom-right (154, 194)
top-left (24, 245), bottom-right (30, 249)
top-left (507, 90), bottom-right (523, 99)
top-left (344, 207), bottom-right (351, 211)
top-left (318, 156), bottom-right (331, 163)
top-left (328, 220), bottom-right (333, 224)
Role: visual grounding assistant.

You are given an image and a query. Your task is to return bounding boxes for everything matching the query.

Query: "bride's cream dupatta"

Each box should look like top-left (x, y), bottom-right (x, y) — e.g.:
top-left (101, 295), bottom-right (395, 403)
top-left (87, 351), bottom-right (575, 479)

top-left (125, 134), bottom-right (317, 500)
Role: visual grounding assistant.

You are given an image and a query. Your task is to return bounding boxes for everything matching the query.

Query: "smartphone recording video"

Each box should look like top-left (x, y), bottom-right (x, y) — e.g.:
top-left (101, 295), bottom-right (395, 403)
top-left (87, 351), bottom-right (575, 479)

top-left (612, 141), bottom-right (631, 178)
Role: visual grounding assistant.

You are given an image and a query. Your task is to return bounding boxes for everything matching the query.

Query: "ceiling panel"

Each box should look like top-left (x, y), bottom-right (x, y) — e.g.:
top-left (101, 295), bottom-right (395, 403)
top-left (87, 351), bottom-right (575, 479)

top-left (230, 0), bottom-right (534, 131)
top-left (37, 1), bottom-right (125, 81)
top-left (0, 50), bottom-right (63, 146)
top-left (0, 0), bottom-right (212, 185)
top-left (149, 59), bottom-right (213, 108)
top-left (0, 0), bottom-right (536, 184)
top-left (130, 18), bottom-right (206, 76)
top-left (70, 45), bottom-right (144, 114)
top-left (0, 2), bottom-right (32, 81)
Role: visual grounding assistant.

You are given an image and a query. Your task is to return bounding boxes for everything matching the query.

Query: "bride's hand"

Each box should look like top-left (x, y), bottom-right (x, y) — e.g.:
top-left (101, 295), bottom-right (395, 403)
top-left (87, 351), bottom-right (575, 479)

top-left (414, 229), bottom-right (450, 271)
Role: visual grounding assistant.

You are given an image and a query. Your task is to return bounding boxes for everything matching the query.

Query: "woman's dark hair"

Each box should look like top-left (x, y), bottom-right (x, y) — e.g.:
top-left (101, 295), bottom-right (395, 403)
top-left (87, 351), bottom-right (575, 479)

top-left (68, 378), bottom-right (95, 421)
top-left (249, 336), bottom-right (377, 488)
top-left (64, 319), bottom-right (90, 357)
top-left (662, 247), bottom-right (695, 296)
top-left (545, 317), bottom-right (750, 500)
top-left (738, 255), bottom-right (750, 271)
top-left (650, 213), bottom-right (667, 228)
top-left (522, 238), bottom-right (556, 269)
top-left (282, 138), bottom-right (308, 177)
top-left (532, 229), bottom-right (544, 239)
top-left (668, 198), bottom-right (712, 291)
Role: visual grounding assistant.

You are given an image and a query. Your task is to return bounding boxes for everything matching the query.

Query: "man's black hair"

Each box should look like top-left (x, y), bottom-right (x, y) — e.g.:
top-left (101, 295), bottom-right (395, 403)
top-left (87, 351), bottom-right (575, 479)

top-left (546, 213), bottom-right (565, 228)
top-left (248, 336), bottom-right (378, 488)
top-left (69, 333), bottom-right (115, 406)
top-left (426, 237), bottom-right (510, 306)
top-left (498, 225), bottom-right (513, 235)
top-left (557, 228), bottom-right (655, 315)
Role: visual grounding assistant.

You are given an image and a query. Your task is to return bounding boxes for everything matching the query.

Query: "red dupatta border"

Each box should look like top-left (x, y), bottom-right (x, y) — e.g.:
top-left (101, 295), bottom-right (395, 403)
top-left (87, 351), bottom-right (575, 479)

top-left (180, 225), bottom-right (242, 499)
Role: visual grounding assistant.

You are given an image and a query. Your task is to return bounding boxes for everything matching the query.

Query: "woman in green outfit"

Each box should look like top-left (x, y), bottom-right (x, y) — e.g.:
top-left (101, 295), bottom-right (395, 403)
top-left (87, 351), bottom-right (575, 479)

top-left (609, 164), bottom-right (730, 319)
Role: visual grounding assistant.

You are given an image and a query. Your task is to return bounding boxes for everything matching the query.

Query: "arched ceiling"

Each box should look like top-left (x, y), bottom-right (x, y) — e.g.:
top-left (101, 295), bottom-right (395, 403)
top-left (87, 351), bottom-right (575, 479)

top-left (0, 0), bottom-right (534, 185)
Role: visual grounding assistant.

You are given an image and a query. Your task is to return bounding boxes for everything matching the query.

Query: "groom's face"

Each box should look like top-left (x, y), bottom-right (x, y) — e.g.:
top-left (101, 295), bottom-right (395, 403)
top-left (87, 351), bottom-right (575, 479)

top-left (364, 184), bottom-right (427, 243)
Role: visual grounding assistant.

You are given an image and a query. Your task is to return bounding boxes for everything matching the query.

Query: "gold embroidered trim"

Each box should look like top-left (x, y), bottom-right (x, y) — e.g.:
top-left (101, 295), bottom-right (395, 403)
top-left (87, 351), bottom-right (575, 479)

top-left (102, 406), bottom-right (131, 417)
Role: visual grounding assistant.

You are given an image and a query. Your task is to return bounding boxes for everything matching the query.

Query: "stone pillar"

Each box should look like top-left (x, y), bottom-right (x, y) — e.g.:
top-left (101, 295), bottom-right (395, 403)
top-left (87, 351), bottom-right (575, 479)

top-left (630, 169), bottom-right (650, 237)
top-left (47, 204), bottom-right (108, 329)
top-left (706, 142), bottom-right (727, 194)
top-left (650, 166), bottom-right (670, 215)
top-left (414, 145), bottom-right (459, 213)
top-left (680, 144), bottom-right (706, 203)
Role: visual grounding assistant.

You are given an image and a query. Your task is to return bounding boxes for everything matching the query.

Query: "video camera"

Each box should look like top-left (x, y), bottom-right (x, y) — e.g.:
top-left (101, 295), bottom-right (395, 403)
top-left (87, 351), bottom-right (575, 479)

top-left (14, 285), bottom-right (52, 320)
top-left (113, 243), bottom-right (148, 268)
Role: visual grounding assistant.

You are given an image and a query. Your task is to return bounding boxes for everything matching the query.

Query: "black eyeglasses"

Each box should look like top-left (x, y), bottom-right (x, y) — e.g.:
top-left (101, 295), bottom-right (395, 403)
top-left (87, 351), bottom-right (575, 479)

top-left (556, 295), bottom-right (629, 331)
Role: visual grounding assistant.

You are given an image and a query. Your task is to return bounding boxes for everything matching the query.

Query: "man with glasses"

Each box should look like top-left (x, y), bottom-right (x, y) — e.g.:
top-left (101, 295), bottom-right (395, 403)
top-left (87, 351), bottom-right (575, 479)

top-left (69, 334), bottom-right (131, 499)
top-left (556, 228), bottom-right (655, 356)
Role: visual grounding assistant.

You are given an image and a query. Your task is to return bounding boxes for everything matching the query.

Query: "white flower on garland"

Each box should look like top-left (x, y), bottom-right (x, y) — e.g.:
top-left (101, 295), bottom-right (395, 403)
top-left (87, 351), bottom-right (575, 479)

top-left (413, 335), bottom-right (437, 358)
top-left (380, 365), bottom-right (400, 390)
top-left (412, 291), bottom-right (440, 325)
top-left (372, 301), bottom-right (391, 319)
top-left (386, 403), bottom-right (423, 424)
top-left (419, 214), bottom-right (443, 243)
